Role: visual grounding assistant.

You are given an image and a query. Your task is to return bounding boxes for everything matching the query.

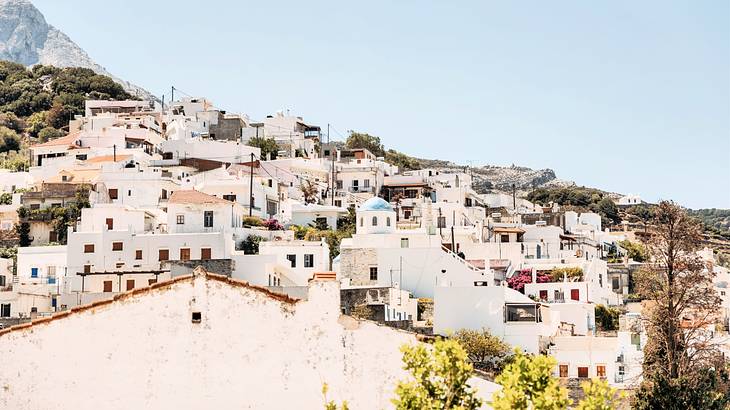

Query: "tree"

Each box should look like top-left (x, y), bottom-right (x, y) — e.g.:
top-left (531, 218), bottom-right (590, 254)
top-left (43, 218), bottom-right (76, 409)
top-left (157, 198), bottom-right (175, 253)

top-left (453, 328), bottom-right (510, 371)
top-left (633, 364), bottom-right (730, 410)
top-left (248, 136), bottom-right (279, 160)
top-left (300, 180), bottom-right (319, 204)
top-left (0, 192), bottom-right (11, 205)
top-left (490, 349), bottom-right (569, 410)
top-left (0, 126), bottom-right (20, 153)
top-left (345, 131), bottom-right (385, 157)
top-left (618, 239), bottom-right (647, 262)
top-left (16, 221), bottom-right (30, 247)
top-left (594, 304), bottom-right (619, 331)
top-left (634, 201), bottom-right (725, 403)
top-left (385, 149), bottom-right (421, 171)
top-left (240, 235), bottom-right (263, 255)
top-left (38, 126), bottom-right (63, 143)
top-left (392, 339), bottom-right (482, 410)
top-left (595, 198), bottom-right (620, 226)
top-left (576, 379), bottom-right (623, 410)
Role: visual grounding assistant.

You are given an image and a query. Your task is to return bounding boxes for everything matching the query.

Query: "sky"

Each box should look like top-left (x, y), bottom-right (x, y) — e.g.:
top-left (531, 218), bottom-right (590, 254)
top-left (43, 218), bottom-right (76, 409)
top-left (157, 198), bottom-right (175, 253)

top-left (32, 0), bottom-right (730, 209)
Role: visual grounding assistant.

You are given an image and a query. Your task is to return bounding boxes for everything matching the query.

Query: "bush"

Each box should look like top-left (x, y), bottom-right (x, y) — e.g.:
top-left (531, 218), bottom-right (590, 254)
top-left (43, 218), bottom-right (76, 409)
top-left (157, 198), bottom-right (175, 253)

top-left (453, 328), bottom-right (510, 371)
top-left (618, 240), bottom-right (647, 262)
top-left (240, 235), bottom-right (263, 255)
top-left (37, 126), bottom-right (63, 143)
top-left (507, 269), bottom-right (550, 293)
top-left (242, 216), bottom-right (263, 227)
top-left (0, 126), bottom-right (20, 153)
top-left (595, 304), bottom-right (619, 331)
top-left (262, 218), bottom-right (283, 231)
top-left (549, 266), bottom-right (583, 282)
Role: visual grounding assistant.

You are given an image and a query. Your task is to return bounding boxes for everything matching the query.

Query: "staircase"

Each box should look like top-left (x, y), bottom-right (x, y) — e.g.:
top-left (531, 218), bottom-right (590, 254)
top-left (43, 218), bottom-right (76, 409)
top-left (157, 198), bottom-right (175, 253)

top-left (440, 245), bottom-right (484, 274)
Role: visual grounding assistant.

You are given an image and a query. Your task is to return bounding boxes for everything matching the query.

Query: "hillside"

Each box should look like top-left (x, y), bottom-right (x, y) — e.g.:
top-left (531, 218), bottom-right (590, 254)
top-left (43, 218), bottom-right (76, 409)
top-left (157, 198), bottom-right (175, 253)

top-left (0, 59), bottom-right (134, 170)
top-left (0, 0), bottom-right (154, 100)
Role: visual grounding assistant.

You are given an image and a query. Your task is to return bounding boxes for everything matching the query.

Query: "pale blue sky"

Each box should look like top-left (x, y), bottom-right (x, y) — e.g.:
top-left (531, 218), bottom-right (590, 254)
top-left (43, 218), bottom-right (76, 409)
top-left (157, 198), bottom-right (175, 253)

top-left (33, 0), bottom-right (730, 209)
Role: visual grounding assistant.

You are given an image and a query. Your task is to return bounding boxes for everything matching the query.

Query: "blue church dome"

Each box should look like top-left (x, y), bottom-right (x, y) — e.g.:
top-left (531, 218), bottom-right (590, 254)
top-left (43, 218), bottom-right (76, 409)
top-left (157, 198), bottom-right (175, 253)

top-left (359, 197), bottom-right (394, 212)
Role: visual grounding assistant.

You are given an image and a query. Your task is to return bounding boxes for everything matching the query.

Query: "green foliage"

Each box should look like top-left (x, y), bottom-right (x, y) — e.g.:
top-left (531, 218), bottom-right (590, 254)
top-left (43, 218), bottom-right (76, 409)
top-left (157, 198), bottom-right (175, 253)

top-left (548, 266), bottom-right (583, 282)
top-left (0, 246), bottom-right (17, 274)
top-left (0, 112), bottom-right (24, 132)
top-left (618, 240), bottom-right (647, 262)
top-left (393, 339), bottom-right (482, 410)
top-left (25, 111), bottom-right (47, 137)
top-left (0, 192), bottom-right (11, 205)
top-left (15, 221), bottom-right (30, 247)
top-left (240, 234), bottom-right (263, 255)
top-left (385, 149), bottom-right (421, 171)
top-left (491, 349), bottom-right (569, 410)
top-left (321, 383), bottom-right (349, 410)
top-left (242, 216), bottom-right (263, 227)
top-left (575, 379), bottom-right (623, 410)
top-left (345, 131), bottom-right (385, 157)
top-left (593, 198), bottom-right (620, 225)
top-left (247, 136), bottom-right (279, 160)
top-left (452, 328), bottom-right (510, 371)
top-left (687, 208), bottom-right (730, 240)
top-left (0, 151), bottom-right (29, 171)
top-left (526, 187), bottom-right (622, 226)
top-left (594, 304), bottom-right (619, 331)
top-left (0, 126), bottom-right (20, 153)
top-left (633, 367), bottom-right (730, 410)
top-left (37, 126), bottom-right (63, 143)
top-left (310, 218), bottom-right (330, 231)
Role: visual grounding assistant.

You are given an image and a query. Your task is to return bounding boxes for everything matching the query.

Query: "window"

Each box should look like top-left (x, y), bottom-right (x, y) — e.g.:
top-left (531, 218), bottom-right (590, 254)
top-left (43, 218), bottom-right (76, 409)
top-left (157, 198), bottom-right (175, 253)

top-left (437, 216), bottom-right (446, 228)
top-left (128, 190), bottom-right (132, 196)
top-left (578, 367), bottom-right (589, 378)
top-left (359, 218), bottom-right (363, 227)
top-left (500, 234), bottom-right (510, 243)
top-left (386, 217), bottom-right (391, 227)
top-left (83, 265), bottom-right (91, 274)
top-left (363, 179), bottom-right (370, 188)
top-left (304, 254), bottom-right (314, 268)
top-left (108, 188), bottom-right (118, 200)
top-left (336, 180), bottom-right (343, 189)
top-left (204, 211), bottom-right (214, 227)
top-left (105, 218), bottom-right (114, 230)
top-left (596, 365), bottom-right (606, 378)
top-left (404, 210), bottom-right (412, 219)
top-left (286, 254), bottom-right (296, 268)
top-left (148, 278), bottom-right (157, 285)
top-left (353, 180), bottom-right (359, 188)
top-left (30, 203), bottom-right (40, 210)
top-left (31, 267), bottom-right (38, 278)
top-left (159, 249), bottom-right (169, 261)
top-left (84, 244), bottom-right (95, 253)
top-left (201, 248), bottom-right (211, 260)
top-left (180, 248), bottom-right (191, 261)
top-left (192, 312), bottom-right (202, 323)
top-left (559, 364), bottom-right (568, 378)
top-left (539, 290), bottom-right (548, 300)
top-left (505, 304), bottom-right (539, 322)
top-left (0, 303), bottom-right (9, 317)
top-left (223, 194), bottom-right (237, 202)
top-left (161, 189), bottom-right (168, 200)
top-left (112, 242), bottom-right (123, 251)
top-left (135, 250), bottom-right (143, 260)
top-left (115, 262), bottom-right (124, 269)
top-left (570, 289), bottom-right (580, 301)
top-left (372, 216), bottom-right (378, 226)
top-left (369, 266), bottom-right (378, 281)
top-left (126, 279), bottom-right (135, 291)
top-left (103, 281), bottom-right (113, 292)
top-left (49, 231), bottom-right (58, 242)
top-left (176, 214), bottom-right (185, 224)
top-left (0, 275), bottom-right (4, 287)
top-left (334, 200), bottom-right (342, 207)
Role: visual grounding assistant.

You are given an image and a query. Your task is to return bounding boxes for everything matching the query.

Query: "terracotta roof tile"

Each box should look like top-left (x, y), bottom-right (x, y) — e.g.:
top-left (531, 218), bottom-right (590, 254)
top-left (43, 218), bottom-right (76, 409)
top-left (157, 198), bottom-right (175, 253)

top-left (168, 190), bottom-right (233, 205)
top-left (32, 131), bottom-right (82, 148)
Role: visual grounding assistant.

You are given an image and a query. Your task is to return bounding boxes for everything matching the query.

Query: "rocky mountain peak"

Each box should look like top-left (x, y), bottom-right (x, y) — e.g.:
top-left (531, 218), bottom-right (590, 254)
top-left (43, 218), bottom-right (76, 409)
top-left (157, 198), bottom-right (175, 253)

top-left (0, 0), bottom-right (155, 100)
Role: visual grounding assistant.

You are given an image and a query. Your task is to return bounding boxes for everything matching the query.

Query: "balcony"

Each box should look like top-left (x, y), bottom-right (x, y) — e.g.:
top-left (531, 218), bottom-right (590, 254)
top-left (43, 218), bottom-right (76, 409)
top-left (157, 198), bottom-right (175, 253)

top-left (349, 186), bottom-right (375, 194)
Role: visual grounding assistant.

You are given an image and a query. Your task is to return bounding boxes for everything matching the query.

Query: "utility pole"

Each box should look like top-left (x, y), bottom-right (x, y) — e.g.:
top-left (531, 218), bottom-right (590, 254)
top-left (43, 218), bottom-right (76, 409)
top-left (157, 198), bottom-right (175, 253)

top-left (113, 144), bottom-right (116, 162)
top-left (171, 86), bottom-right (175, 103)
top-left (438, 207), bottom-right (443, 238)
top-left (512, 183), bottom-right (516, 211)
top-left (249, 153), bottom-right (254, 216)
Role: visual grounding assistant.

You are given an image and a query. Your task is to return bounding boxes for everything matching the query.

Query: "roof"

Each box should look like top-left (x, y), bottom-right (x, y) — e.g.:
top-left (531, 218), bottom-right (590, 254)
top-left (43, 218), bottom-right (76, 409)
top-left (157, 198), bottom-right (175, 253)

top-left (168, 190), bottom-right (233, 205)
top-left (86, 154), bottom-right (132, 164)
top-left (0, 268), bottom-right (299, 338)
top-left (493, 227), bottom-right (525, 234)
top-left (32, 131), bottom-right (81, 148)
top-left (359, 197), bottom-right (393, 212)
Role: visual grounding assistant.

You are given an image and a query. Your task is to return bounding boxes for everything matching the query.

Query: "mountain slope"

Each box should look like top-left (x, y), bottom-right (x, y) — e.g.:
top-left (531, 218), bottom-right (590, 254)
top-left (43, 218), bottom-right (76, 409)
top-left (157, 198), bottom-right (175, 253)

top-left (0, 0), bottom-right (154, 100)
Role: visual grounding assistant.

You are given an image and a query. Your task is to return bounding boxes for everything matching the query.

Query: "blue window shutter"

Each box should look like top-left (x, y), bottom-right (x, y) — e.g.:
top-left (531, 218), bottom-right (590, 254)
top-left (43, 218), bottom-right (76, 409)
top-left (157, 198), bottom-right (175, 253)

top-left (31, 268), bottom-right (38, 278)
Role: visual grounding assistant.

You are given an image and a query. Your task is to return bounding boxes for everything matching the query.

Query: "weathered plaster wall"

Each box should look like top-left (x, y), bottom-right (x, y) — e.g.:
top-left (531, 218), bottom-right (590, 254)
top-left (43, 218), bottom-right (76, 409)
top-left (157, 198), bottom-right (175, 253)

top-left (0, 274), bottom-right (417, 410)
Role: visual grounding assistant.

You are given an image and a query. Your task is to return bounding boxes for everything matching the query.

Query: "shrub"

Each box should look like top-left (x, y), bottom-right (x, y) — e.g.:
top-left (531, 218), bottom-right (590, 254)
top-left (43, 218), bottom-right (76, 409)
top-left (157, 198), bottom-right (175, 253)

top-left (595, 304), bottom-right (619, 331)
top-left (507, 269), bottom-right (549, 293)
top-left (242, 216), bottom-right (263, 227)
top-left (453, 328), bottom-right (510, 371)
top-left (262, 218), bottom-right (283, 231)
top-left (549, 266), bottom-right (583, 282)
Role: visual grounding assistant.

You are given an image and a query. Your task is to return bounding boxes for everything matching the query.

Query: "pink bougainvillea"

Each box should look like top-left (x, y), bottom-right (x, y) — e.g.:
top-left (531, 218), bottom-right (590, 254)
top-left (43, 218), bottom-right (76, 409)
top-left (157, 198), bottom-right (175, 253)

top-left (507, 269), bottom-right (550, 293)
top-left (262, 218), bottom-right (284, 231)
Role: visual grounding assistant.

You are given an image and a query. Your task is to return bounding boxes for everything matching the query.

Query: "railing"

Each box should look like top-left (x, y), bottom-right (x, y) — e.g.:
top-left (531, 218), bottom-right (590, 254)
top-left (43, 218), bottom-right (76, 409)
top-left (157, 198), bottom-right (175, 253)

top-left (440, 245), bottom-right (484, 274)
top-left (349, 186), bottom-right (375, 193)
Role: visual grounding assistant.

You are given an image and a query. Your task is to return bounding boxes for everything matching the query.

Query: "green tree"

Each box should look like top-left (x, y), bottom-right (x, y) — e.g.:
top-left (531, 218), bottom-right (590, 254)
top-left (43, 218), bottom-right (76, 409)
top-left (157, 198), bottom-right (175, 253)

top-left (0, 126), bottom-right (20, 153)
top-left (452, 328), bottom-right (510, 371)
top-left (16, 217), bottom-right (31, 247)
top-left (385, 149), bottom-right (421, 171)
top-left (595, 198), bottom-right (620, 226)
top-left (618, 239), bottom-right (647, 262)
top-left (38, 126), bottom-right (63, 143)
top-left (345, 131), bottom-right (385, 157)
top-left (25, 111), bottom-right (48, 138)
top-left (576, 379), bottom-right (623, 410)
top-left (490, 349), bottom-right (569, 410)
top-left (633, 366), bottom-right (730, 410)
top-left (594, 304), bottom-right (619, 331)
top-left (393, 339), bottom-right (482, 410)
top-left (0, 192), bottom-right (11, 205)
top-left (248, 136), bottom-right (279, 160)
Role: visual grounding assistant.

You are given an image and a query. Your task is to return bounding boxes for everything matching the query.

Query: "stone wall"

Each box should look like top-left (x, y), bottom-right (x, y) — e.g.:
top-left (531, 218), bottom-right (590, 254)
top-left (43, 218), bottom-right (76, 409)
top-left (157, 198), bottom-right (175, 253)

top-left (339, 248), bottom-right (377, 285)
